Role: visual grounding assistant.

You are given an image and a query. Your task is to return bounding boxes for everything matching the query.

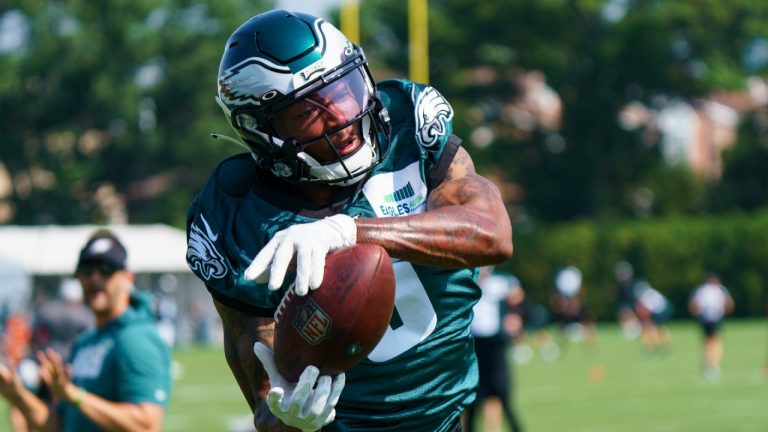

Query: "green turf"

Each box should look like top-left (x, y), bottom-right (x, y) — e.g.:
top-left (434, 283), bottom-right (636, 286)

top-left (506, 319), bottom-right (768, 432)
top-left (163, 347), bottom-right (249, 431)
top-left (2, 320), bottom-right (766, 431)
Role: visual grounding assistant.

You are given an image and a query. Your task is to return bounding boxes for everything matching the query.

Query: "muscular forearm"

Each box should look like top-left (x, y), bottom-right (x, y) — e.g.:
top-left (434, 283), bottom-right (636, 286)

top-left (355, 147), bottom-right (512, 268)
top-left (214, 300), bottom-right (301, 432)
top-left (356, 205), bottom-right (512, 268)
top-left (221, 322), bottom-right (269, 411)
top-left (5, 387), bottom-right (51, 431)
top-left (61, 384), bottom-right (163, 432)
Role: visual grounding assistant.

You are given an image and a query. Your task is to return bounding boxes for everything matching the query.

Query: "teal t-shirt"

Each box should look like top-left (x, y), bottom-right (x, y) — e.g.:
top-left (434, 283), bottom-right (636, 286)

top-left (186, 79), bottom-right (479, 431)
top-left (58, 291), bottom-right (172, 432)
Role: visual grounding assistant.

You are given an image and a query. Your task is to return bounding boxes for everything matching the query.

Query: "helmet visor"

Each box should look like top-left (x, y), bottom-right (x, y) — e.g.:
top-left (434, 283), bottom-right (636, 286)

top-left (269, 68), bottom-right (372, 144)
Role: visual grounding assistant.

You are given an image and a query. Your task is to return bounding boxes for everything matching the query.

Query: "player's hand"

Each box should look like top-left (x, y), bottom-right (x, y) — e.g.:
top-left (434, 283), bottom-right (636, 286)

top-left (244, 214), bottom-right (357, 295)
top-left (253, 342), bottom-right (345, 432)
top-left (37, 348), bottom-right (74, 401)
top-left (0, 362), bottom-right (25, 400)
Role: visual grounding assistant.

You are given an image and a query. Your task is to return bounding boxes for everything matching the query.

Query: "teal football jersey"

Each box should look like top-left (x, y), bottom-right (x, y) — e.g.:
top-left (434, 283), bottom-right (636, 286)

top-left (187, 79), bottom-right (480, 431)
top-left (59, 292), bottom-right (171, 432)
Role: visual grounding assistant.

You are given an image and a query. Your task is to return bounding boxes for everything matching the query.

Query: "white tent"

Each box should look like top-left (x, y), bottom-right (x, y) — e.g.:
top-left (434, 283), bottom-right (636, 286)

top-left (0, 225), bottom-right (220, 346)
top-left (0, 254), bottom-right (31, 311)
top-left (0, 224), bottom-right (191, 275)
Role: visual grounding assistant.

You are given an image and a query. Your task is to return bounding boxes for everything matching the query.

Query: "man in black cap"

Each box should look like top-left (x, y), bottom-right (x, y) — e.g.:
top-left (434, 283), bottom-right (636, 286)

top-left (0, 229), bottom-right (172, 432)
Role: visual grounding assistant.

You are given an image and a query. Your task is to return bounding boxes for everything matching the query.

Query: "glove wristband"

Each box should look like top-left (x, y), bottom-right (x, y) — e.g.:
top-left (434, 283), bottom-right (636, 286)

top-left (324, 214), bottom-right (357, 246)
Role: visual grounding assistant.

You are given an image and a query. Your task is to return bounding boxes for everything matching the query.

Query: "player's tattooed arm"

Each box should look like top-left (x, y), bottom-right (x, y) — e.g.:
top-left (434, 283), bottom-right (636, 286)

top-left (356, 146), bottom-right (513, 268)
top-left (212, 299), bottom-right (302, 432)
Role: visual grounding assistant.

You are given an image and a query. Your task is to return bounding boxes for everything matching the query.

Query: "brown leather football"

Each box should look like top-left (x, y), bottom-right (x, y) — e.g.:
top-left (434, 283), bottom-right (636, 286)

top-left (273, 244), bottom-right (396, 382)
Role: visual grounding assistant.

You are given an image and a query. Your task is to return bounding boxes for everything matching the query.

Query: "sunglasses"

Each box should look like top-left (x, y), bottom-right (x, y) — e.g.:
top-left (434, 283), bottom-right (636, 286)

top-left (75, 261), bottom-right (123, 277)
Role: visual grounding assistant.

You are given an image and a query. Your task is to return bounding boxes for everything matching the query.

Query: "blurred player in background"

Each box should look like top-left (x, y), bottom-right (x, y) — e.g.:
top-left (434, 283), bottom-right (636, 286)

top-left (549, 266), bottom-right (597, 352)
top-left (504, 276), bottom-right (558, 363)
top-left (1, 307), bottom-right (32, 431)
top-left (689, 273), bottom-right (734, 380)
top-left (0, 229), bottom-right (171, 432)
top-left (614, 261), bottom-right (641, 340)
top-left (30, 279), bottom-right (94, 361)
top-left (634, 279), bottom-right (673, 354)
top-left (465, 267), bottom-right (523, 432)
top-left (7, 279), bottom-right (94, 431)
top-left (185, 10), bottom-right (512, 432)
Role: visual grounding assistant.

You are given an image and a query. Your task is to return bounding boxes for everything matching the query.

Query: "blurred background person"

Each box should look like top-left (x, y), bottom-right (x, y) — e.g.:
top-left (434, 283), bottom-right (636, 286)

top-left (153, 275), bottom-right (179, 348)
top-left (8, 279), bottom-right (94, 431)
top-left (634, 279), bottom-right (673, 354)
top-left (1, 306), bottom-right (32, 432)
top-left (549, 266), bottom-right (597, 352)
top-left (689, 273), bottom-right (735, 380)
top-left (466, 266), bottom-right (524, 432)
top-left (29, 279), bottom-right (94, 361)
top-left (614, 261), bottom-right (641, 340)
top-left (504, 277), bottom-right (559, 364)
top-left (0, 229), bottom-right (172, 432)
top-left (0, 311), bottom-right (31, 377)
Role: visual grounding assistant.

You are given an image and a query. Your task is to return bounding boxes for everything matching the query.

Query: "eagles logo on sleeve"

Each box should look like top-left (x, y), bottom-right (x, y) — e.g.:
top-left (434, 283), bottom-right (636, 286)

top-left (414, 86), bottom-right (454, 147)
top-left (187, 214), bottom-right (227, 280)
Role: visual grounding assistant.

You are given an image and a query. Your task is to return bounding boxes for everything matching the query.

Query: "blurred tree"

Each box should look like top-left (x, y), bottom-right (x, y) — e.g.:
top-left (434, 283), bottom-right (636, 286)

top-left (709, 109), bottom-right (768, 211)
top-left (358, 0), bottom-right (768, 222)
top-left (0, 0), bottom-right (766, 227)
top-left (0, 0), bottom-right (271, 226)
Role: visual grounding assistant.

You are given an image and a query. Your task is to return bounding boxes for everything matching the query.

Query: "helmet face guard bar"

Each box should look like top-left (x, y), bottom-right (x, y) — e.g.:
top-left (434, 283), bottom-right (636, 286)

top-left (272, 103), bottom-right (387, 185)
top-left (268, 68), bottom-right (373, 146)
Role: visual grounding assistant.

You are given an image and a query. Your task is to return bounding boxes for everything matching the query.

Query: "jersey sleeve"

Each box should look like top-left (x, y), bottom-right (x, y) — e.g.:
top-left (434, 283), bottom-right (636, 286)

top-left (378, 79), bottom-right (462, 188)
top-left (186, 193), bottom-right (236, 293)
top-left (186, 154), bottom-right (283, 315)
top-left (114, 324), bottom-right (172, 406)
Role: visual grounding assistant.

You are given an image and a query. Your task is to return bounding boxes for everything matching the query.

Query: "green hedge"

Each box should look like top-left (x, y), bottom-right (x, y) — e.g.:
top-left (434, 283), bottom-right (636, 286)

top-left (503, 210), bottom-right (768, 320)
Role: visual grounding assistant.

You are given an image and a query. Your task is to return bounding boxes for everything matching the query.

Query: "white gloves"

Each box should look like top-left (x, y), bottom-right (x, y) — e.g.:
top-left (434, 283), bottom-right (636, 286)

top-left (244, 214), bottom-right (357, 295)
top-left (253, 342), bottom-right (345, 432)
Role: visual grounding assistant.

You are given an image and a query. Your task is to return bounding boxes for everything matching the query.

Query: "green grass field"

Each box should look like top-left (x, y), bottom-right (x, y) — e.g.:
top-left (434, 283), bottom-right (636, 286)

top-left (510, 320), bottom-right (767, 432)
top-left (2, 320), bottom-right (766, 431)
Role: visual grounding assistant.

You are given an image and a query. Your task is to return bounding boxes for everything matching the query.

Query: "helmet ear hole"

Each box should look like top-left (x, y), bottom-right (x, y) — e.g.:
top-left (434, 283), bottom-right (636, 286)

top-left (262, 90), bottom-right (279, 102)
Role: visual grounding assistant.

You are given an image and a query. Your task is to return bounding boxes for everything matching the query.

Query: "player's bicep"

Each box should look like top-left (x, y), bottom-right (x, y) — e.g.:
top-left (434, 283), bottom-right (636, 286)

top-left (427, 146), bottom-right (505, 211)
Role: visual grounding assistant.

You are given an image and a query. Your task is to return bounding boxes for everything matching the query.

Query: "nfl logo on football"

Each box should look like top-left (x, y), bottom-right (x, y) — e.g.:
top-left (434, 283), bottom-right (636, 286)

top-left (292, 299), bottom-right (332, 346)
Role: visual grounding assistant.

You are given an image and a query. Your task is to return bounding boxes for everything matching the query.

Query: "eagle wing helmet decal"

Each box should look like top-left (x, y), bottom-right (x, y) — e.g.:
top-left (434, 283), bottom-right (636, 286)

top-left (218, 58), bottom-right (292, 107)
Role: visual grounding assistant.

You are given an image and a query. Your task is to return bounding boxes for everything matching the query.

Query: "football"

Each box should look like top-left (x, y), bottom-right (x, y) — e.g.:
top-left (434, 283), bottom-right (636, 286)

top-left (273, 244), bottom-right (396, 382)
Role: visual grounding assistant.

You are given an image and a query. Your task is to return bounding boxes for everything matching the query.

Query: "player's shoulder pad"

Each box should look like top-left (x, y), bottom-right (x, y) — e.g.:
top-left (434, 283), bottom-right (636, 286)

top-left (378, 79), bottom-right (455, 149)
top-left (210, 152), bottom-right (258, 198)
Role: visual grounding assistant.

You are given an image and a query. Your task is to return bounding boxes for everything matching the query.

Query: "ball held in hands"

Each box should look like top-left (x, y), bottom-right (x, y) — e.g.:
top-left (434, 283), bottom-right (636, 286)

top-left (273, 244), bottom-right (395, 382)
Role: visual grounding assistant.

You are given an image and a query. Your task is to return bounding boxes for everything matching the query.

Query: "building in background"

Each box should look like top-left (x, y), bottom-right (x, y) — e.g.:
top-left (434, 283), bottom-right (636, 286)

top-left (618, 76), bottom-right (768, 180)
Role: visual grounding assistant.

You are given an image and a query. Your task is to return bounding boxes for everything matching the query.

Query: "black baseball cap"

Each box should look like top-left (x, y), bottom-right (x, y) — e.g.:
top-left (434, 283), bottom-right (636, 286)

top-left (76, 229), bottom-right (128, 272)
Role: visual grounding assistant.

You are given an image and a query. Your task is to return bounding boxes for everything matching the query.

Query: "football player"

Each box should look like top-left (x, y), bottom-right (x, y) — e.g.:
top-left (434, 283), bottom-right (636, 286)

top-left (185, 10), bottom-right (513, 432)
